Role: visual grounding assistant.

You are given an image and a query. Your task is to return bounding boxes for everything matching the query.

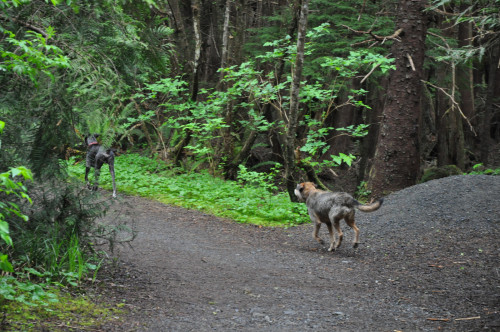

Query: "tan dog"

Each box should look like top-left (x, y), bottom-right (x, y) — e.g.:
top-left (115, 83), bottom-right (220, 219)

top-left (295, 182), bottom-right (383, 252)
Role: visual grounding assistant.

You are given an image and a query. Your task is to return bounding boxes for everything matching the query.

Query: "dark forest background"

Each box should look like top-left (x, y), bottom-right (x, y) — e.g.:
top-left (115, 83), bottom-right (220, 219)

top-left (2, 0), bottom-right (499, 197)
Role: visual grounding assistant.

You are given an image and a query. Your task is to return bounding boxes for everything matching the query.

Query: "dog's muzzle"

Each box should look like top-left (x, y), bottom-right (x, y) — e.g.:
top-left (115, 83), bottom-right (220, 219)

top-left (294, 188), bottom-right (304, 201)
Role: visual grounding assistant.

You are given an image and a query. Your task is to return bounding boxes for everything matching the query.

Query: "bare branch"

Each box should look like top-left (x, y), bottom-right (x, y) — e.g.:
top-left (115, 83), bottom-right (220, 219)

top-left (421, 80), bottom-right (477, 135)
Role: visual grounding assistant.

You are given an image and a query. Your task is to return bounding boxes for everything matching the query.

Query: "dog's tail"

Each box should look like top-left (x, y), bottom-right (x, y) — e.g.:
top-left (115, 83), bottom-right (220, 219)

top-left (355, 198), bottom-right (384, 212)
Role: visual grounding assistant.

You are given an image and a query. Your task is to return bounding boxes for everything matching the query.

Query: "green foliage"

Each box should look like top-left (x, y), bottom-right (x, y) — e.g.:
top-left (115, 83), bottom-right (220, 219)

top-left (467, 163), bottom-right (500, 175)
top-left (9, 177), bottom-right (114, 274)
top-left (355, 181), bottom-right (371, 201)
top-left (236, 163), bottom-right (282, 193)
top-left (420, 165), bottom-right (463, 183)
top-left (0, 26), bottom-right (69, 84)
top-left (0, 165), bottom-right (33, 273)
top-left (68, 154), bottom-right (309, 226)
top-left (0, 284), bottom-right (122, 331)
top-left (427, 0), bottom-right (499, 61)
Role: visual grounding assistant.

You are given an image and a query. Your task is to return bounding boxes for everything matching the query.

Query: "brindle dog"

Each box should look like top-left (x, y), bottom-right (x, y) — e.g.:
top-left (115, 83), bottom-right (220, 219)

top-left (85, 134), bottom-right (117, 198)
top-left (295, 182), bottom-right (383, 251)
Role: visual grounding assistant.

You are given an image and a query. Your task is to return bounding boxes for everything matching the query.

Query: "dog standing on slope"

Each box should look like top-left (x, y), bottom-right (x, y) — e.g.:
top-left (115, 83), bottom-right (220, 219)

top-left (85, 134), bottom-right (117, 198)
top-left (295, 182), bottom-right (383, 252)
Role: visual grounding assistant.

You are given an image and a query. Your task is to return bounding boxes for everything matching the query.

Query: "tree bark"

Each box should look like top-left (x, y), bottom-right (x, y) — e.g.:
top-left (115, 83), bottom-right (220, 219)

top-left (191, 0), bottom-right (202, 101)
top-left (172, 0), bottom-right (202, 165)
top-left (367, 0), bottom-right (428, 197)
top-left (481, 43), bottom-right (500, 165)
top-left (166, 0), bottom-right (190, 69)
top-left (457, 17), bottom-right (476, 163)
top-left (219, 0), bottom-right (232, 82)
top-left (284, 0), bottom-right (309, 202)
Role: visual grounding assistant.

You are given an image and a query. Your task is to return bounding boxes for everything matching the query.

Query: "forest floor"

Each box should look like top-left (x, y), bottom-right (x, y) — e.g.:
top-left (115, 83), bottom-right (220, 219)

top-left (92, 175), bottom-right (499, 331)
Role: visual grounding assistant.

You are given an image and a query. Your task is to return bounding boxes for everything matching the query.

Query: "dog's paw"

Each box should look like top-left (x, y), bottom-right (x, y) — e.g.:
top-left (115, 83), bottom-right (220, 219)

top-left (328, 246), bottom-right (336, 252)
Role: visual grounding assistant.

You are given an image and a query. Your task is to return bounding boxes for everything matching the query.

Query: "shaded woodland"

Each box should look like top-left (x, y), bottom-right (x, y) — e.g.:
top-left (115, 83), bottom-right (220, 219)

top-left (1, 0), bottom-right (499, 197)
top-left (1, 2), bottom-right (500, 323)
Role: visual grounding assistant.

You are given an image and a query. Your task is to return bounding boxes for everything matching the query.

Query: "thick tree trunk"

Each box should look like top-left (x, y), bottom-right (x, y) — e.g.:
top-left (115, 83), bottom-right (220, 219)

top-left (367, 0), bottom-right (428, 197)
top-left (436, 83), bottom-right (466, 170)
top-left (284, 0), bottom-right (309, 202)
top-left (435, 19), bottom-right (465, 169)
top-left (457, 18), bottom-right (476, 164)
top-left (360, 78), bottom-right (388, 181)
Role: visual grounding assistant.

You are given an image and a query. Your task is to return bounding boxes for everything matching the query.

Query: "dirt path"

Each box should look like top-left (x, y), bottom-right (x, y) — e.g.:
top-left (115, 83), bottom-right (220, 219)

top-left (98, 175), bottom-right (499, 331)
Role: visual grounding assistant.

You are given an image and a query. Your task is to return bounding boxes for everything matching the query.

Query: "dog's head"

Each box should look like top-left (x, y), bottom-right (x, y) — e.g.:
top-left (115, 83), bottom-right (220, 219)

top-left (294, 182), bottom-right (318, 201)
top-left (85, 134), bottom-right (99, 147)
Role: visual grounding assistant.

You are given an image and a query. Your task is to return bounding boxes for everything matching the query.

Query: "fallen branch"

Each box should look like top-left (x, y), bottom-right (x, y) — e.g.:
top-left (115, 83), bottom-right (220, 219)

top-left (427, 318), bottom-right (450, 322)
top-left (455, 316), bottom-right (480, 321)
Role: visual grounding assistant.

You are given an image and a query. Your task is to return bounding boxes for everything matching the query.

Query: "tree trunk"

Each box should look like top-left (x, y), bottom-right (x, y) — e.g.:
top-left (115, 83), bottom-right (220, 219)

top-left (224, 129), bottom-right (259, 180)
top-left (191, 0), bottom-right (202, 101)
top-left (219, 0), bottom-right (232, 82)
top-left (284, 0), bottom-right (309, 202)
top-left (166, 0), bottom-right (190, 70)
top-left (261, 0), bottom-right (300, 166)
top-left (360, 78), bottom-right (388, 182)
top-left (457, 18), bottom-right (476, 164)
top-left (172, 0), bottom-right (202, 165)
top-left (367, 0), bottom-right (428, 197)
top-left (481, 43), bottom-right (500, 165)
top-left (325, 79), bottom-right (359, 159)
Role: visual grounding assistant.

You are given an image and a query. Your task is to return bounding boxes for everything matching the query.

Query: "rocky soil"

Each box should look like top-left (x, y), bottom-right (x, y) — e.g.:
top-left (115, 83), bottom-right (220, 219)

top-left (96, 175), bottom-right (499, 331)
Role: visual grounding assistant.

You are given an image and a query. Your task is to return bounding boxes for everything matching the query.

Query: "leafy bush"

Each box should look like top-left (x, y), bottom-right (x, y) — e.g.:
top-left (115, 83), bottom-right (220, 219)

top-left (467, 163), bottom-right (500, 176)
top-left (11, 177), bottom-right (114, 279)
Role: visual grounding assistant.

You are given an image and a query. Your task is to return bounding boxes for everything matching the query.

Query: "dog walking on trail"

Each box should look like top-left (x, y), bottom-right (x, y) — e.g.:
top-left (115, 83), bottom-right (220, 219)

top-left (85, 134), bottom-right (117, 198)
top-left (295, 182), bottom-right (383, 252)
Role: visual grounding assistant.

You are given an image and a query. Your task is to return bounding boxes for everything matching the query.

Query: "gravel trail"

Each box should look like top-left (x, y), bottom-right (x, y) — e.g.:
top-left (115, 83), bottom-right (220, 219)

top-left (99, 175), bottom-right (500, 331)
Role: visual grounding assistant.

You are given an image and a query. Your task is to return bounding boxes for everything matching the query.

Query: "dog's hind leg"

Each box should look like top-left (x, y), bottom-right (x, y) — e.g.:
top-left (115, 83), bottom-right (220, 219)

top-left (108, 160), bottom-right (116, 198)
top-left (345, 214), bottom-right (360, 248)
top-left (109, 164), bottom-right (116, 197)
top-left (333, 218), bottom-right (343, 250)
top-left (93, 159), bottom-right (104, 192)
top-left (326, 221), bottom-right (338, 252)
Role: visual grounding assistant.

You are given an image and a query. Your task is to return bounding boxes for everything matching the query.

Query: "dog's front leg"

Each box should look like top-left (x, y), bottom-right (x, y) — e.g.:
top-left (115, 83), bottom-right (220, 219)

top-left (93, 162), bottom-right (102, 191)
top-left (109, 163), bottom-right (116, 198)
top-left (312, 222), bottom-right (324, 244)
top-left (85, 166), bottom-right (92, 189)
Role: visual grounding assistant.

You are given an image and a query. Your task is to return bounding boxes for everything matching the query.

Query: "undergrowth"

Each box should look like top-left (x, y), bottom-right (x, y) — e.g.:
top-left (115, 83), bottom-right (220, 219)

top-left (67, 153), bottom-right (309, 227)
top-left (0, 284), bottom-right (122, 331)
